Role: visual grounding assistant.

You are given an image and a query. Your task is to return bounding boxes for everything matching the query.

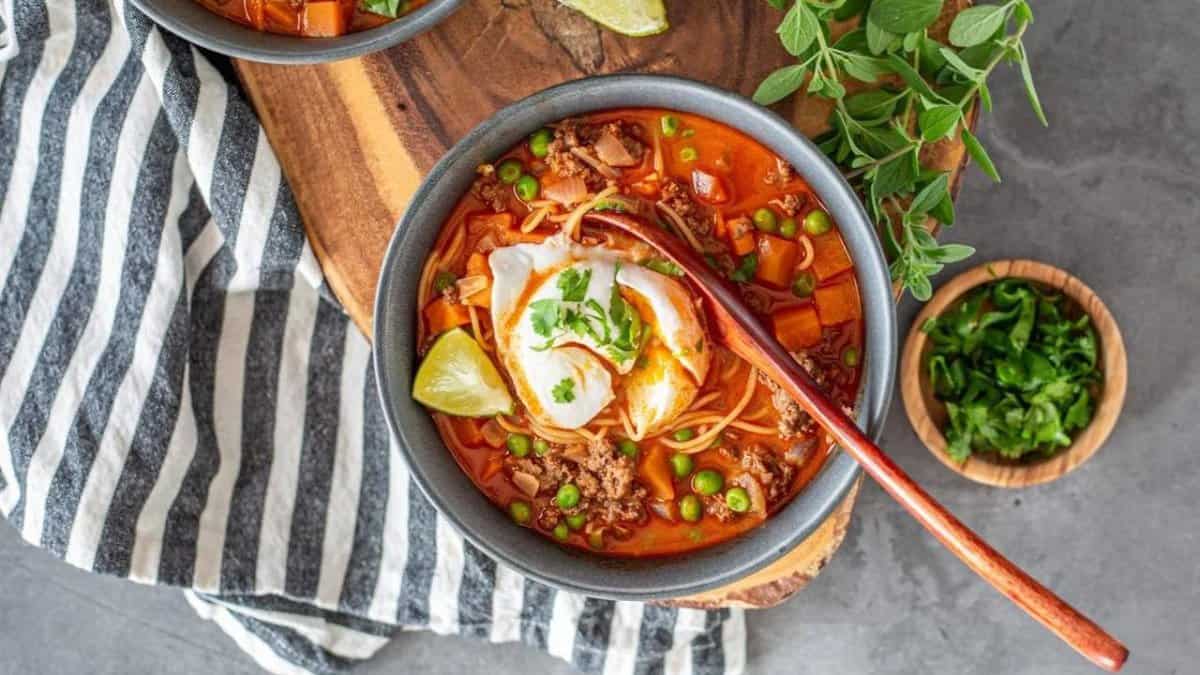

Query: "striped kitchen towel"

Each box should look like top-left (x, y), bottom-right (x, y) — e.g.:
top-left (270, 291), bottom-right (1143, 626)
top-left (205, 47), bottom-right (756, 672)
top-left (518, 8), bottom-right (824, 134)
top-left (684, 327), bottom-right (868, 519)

top-left (0, 0), bottom-right (746, 673)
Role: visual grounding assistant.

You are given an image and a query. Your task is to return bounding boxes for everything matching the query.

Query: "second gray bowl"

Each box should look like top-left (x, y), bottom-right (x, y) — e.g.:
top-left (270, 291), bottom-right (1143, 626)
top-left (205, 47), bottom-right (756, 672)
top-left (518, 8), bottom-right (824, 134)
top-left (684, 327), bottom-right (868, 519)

top-left (131, 0), bottom-right (463, 64)
top-left (374, 74), bottom-right (897, 601)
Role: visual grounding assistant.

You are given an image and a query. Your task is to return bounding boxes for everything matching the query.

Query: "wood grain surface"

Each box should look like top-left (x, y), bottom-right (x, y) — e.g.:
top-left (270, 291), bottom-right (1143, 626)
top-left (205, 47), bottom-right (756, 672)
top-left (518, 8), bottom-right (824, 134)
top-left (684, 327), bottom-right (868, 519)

top-left (234, 0), bottom-right (971, 608)
top-left (901, 260), bottom-right (1128, 488)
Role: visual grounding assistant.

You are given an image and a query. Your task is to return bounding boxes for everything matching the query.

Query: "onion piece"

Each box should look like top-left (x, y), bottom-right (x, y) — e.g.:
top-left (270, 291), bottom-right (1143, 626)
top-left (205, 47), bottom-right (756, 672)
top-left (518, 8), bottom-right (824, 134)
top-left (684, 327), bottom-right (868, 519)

top-left (542, 175), bottom-right (589, 207)
top-left (512, 471), bottom-right (540, 498)
top-left (649, 500), bottom-right (677, 522)
top-left (594, 131), bottom-right (639, 167)
top-left (785, 438), bottom-right (817, 465)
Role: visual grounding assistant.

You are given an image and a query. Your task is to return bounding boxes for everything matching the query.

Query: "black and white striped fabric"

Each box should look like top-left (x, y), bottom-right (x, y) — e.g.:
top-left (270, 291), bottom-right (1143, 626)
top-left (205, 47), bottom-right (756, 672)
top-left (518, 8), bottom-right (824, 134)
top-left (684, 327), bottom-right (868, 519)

top-left (0, 1), bottom-right (746, 673)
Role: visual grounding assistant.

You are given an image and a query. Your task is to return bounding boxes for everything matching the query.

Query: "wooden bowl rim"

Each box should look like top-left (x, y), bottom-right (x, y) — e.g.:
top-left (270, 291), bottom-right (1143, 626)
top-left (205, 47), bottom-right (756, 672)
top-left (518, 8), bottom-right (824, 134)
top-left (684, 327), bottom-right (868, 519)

top-left (900, 259), bottom-right (1127, 488)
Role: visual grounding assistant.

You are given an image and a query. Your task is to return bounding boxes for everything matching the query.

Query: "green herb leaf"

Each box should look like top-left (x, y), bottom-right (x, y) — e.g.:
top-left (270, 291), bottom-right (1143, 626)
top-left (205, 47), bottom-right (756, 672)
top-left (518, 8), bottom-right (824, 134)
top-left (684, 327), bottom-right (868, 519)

top-left (868, 0), bottom-right (944, 34)
top-left (1017, 42), bottom-right (1049, 125)
top-left (529, 298), bottom-right (561, 338)
top-left (777, 1), bottom-right (821, 56)
top-left (949, 4), bottom-right (1010, 48)
top-left (729, 253), bottom-right (759, 282)
top-left (909, 173), bottom-right (949, 214)
top-left (552, 377), bottom-right (576, 404)
top-left (918, 104), bottom-right (962, 141)
top-left (753, 64), bottom-right (809, 105)
top-left (556, 267), bottom-right (592, 303)
top-left (363, 0), bottom-right (403, 18)
top-left (641, 258), bottom-right (684, 277)
top-left (961, 128), bottom-right (1001, 182)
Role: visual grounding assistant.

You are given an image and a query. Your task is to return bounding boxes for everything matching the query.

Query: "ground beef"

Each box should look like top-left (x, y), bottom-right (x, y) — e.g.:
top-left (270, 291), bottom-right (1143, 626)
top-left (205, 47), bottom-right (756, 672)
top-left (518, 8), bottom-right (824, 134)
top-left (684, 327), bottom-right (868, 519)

top-left (545, 119), bottom-right (645, 191)
top-left (471, 164), bottom-right (506, 212)
top-left (771, 193), bottom-right (803, 217)
top-left (703, 494), bottom-right (736, 523)
top-left (740, 443), bottom-right (796, 503)
top-left (510, 437), bottom-right (646, 527)
top-left (756, 351), bottom-right (829, 438)
top-left (659, 178), bottom-right (713, 236)
top-left (765, 156), bottom-right (795, 187)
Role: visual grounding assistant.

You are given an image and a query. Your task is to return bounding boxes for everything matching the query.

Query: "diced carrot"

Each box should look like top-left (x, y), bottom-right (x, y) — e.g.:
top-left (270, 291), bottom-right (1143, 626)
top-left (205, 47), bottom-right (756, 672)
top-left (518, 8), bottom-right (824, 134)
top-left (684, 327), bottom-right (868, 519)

top-left (455, 418), bottom-right (485, 447)
top-left (466, 252), bottom-right (490, 278)
top-left (300, 1), bottom-right (345, 37)
top-left (244, 0), bottom-right (265, 29)
top-left (810, 231), bottom-right (853, 281)
top-left (814, 278), bottom-right (861, 326)
top-left (754, 234), bottom-right (799, 288)
top-left (727, 216), bottom-right (756, 256)
top-left (263, 1), bottom-right (297, 31)
top-left (772, 304), bottom-right (823, 351)
top-left (467, 211), bottom-right (516, 234)
top-left (640, 447), bottom-right (676, 501)
top-left (714, 211), bottom-right (728, 239)
top-left (423, 297), bottom-right (472, 335)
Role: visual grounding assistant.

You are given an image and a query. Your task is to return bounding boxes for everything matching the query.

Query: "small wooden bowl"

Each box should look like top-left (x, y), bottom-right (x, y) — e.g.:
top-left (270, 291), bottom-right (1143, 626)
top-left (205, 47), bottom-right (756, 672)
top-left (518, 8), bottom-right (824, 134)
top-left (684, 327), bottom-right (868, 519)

top-left (901, 260), bottom-right (1127, 488)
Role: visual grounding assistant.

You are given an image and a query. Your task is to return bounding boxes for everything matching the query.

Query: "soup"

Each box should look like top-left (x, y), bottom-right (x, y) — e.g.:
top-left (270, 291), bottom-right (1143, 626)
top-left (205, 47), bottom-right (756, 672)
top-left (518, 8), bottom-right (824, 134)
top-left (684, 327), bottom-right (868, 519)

top-left (193, 0), bottom-right (426, 37)
top-left (413, 109), bottom-right (864, 556)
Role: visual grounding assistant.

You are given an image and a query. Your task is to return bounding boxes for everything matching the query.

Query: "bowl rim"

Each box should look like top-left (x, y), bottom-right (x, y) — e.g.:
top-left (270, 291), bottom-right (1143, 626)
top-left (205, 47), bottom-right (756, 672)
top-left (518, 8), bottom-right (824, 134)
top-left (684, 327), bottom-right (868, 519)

top-left (373, 73), bottom-right (897, 600)
top-left (129, 0), bottom-right (465, 64)
top-left (900, 259), bottom-right (1127, 488)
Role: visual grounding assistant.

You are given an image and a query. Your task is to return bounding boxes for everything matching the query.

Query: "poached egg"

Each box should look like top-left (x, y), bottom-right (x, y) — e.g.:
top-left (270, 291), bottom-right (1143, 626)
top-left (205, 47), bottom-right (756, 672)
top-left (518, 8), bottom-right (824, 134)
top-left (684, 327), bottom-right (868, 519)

top-left (489, 235), bottom-right (710, 434)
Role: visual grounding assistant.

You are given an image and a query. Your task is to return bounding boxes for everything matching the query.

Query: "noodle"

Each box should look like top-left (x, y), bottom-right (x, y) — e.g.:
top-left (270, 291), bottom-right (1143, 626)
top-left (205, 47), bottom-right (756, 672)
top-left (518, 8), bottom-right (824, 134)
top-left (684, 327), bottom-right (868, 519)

top-left (562, 186), bottom-right (620, 240)
top-left (688, 390), bottom-right (721, 411)
top-left (796, 235), bottom-right (814, 271)
top-left (520, 207), bottom-right (550, 233)
top-left (662, 367), bottom-right (759, 453)
top-left (652, 127), bottom-right (664, 176)
top-left (655, 202), bottom-right (704, 253)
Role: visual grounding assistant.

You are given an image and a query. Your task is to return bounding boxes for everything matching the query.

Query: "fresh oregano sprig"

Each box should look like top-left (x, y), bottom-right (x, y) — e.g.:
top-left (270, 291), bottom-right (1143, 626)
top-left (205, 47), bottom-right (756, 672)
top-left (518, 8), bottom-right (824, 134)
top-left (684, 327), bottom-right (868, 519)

top-left (755, 0), bottom-right (1047, 300)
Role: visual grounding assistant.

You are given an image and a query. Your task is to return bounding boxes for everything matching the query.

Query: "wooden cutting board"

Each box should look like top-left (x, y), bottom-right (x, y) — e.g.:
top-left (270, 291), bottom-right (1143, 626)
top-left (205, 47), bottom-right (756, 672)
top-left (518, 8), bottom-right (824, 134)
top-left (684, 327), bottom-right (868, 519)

top-left (234, 0), bottom-right (971, 609)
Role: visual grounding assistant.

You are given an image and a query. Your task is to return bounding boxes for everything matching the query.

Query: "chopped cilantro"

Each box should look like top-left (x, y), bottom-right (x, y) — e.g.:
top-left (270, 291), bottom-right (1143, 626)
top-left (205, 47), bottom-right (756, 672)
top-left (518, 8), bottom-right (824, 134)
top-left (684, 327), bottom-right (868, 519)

top-left (729, 253), bottom-right (758, 283)
top-left (552, 377), bottom-right (576, 404)
top-left (529, 298), bottom-right (561, 338)
top-left (556, 267), bottom-right (592, 303)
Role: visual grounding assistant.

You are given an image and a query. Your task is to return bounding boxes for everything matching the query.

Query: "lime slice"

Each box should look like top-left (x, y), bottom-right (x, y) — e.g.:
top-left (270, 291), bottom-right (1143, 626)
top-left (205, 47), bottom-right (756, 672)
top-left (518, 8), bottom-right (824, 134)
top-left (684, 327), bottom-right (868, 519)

top-left (414, 328), bottom-right (514, 417)
top-left (559, 0), bottom-right (669, 37)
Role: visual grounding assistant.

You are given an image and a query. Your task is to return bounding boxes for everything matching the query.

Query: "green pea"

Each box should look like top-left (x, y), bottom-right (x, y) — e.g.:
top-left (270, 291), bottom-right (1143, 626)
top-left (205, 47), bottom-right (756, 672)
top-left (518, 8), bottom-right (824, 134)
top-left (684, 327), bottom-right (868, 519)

top-left (660, 115), bottom-right (680, 138)
top-left (533, 438), bottom-right (551, 456)
top-left (692, 469), bottom-right (724, 496)
top-left (752, 208), bottom-right (778, 233)
top-left (779, 217), bottom-right (798, 238)
top-left (515, 175), bottom-right (540, 201)
top-left (672, 427), bottom-right (696, 442)
top-left (670, 452), bottom-right (694, 478)
top-left (679, 147), bottom-right (698, 162)
top-left (529, 128), bottom-right (553, 158)
top-left (552, 522), bottom-right (570, 541)
top-left (725, 487), bottom-right (751, 513)
top-left (791, 271), bottom-right (817, 298)
top-left (497, 159), bottom-right (524, 184)
top-left (509, 501), bottom-right (532, 525)
top-left (506, 433), bottom-right (531, 457)
top-left (565, 513), bottom-right (587, 530)
top-left (681, 128), bottom-right (696, 138)
top-left (842, 346), bottom-right (860, 367)
top-left (803, 209), bottom-right (832, 235)
top-left (556, 483), bottom-right (581, 509)
top-left (432, 270), bottom-right (457, 293)
top-left (679, 495), bottom-right (702, 522)
top-left (618, 439), bottom-right (639, 458)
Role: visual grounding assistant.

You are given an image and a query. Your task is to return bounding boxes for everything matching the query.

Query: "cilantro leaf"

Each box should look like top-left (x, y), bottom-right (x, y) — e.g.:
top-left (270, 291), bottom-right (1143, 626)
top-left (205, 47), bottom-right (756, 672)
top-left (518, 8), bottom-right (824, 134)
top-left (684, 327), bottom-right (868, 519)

top-left (551, 377), bottom-right (576, 404)
top-left (729, 253), bottom-right (758, 283)
top-left (557, 267), bottom-right (592, 303)
top-left (529, 299), bottom-right (561, 338)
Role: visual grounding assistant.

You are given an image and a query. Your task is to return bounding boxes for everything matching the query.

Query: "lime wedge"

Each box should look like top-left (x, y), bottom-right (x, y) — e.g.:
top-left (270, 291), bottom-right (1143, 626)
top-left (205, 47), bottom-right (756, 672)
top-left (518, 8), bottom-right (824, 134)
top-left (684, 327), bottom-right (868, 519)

top-left (559, 0), bottom-right (669, 37)
top-left (414, 328), bottom-right (514, 417)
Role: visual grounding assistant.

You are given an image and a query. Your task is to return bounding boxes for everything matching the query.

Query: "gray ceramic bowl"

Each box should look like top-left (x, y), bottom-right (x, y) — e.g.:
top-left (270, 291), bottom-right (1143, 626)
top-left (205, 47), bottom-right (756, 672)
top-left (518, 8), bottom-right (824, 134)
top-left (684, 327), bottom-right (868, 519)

top-left (375, 74), bottom-right (897, 601)
top-left (131, 0), bottom-right (463, 64)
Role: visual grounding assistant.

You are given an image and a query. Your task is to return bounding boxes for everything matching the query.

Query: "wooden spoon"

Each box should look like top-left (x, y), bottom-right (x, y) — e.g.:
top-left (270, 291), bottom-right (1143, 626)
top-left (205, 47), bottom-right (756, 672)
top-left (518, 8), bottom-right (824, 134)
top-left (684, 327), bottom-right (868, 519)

top-left (583, 211), bottom-right (1129, 672)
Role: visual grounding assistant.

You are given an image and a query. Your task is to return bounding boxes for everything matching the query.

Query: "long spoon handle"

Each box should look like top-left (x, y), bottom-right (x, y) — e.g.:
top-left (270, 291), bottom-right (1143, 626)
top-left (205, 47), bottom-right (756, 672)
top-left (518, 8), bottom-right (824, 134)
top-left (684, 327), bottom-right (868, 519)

top-left (584, 213), bottom-right (1129, 672)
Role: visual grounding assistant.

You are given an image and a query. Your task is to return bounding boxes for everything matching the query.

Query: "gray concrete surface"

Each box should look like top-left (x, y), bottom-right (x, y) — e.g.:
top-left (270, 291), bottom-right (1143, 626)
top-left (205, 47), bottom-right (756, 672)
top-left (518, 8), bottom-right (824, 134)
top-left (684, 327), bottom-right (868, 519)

top-left (2, 1), bottom-right (1197, 673)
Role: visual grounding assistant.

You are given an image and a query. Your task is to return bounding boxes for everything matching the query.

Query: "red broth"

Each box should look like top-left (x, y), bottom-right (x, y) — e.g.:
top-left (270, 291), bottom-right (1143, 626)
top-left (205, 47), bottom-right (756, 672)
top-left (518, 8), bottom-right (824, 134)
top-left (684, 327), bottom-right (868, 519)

top-left (416, 109), bottom-right (864, 556)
